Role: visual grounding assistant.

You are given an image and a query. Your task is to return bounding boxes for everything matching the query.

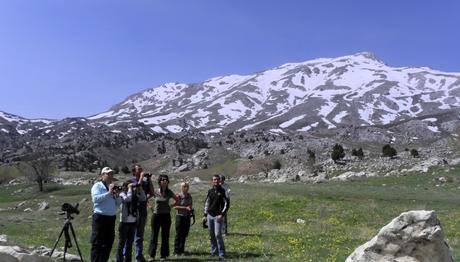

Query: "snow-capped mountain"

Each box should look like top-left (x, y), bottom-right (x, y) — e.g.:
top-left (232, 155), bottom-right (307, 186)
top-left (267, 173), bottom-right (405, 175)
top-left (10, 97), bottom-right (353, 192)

top-left (2, 51), bottom-right (460, 165)
top-left (0, 111), bottom-right (53, 135)
top-left (88, 52), bottom-right (460, 134)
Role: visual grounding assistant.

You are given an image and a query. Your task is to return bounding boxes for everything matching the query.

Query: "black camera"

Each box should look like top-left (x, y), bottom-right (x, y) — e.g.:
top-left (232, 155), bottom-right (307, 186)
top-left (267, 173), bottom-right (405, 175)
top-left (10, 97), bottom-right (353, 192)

top-left (202, 217), bottom-right (208, 229)
top-left (113, 185), bottom-right (123, 191)
top-left (61, 203), bottom-right (80, 215)
top-left (144, 173), bottom-right (152, 178)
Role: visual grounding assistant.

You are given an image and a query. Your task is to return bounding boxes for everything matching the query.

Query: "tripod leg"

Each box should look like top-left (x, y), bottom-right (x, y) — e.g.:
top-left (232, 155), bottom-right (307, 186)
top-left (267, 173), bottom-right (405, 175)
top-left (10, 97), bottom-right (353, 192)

top-left (69, 222), bottom-right (84, 262)
top-left (63, 241), bottom-right (67, 262)
top-left (61, 223), bottom-right (72, 262)
top-left (50, 225), bottom-right (66, 257)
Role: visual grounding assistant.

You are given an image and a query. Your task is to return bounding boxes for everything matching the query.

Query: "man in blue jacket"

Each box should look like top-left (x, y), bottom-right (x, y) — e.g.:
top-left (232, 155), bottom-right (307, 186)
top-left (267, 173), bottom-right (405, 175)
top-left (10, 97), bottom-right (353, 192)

top-left (91, 167), bottom-right (121, 262)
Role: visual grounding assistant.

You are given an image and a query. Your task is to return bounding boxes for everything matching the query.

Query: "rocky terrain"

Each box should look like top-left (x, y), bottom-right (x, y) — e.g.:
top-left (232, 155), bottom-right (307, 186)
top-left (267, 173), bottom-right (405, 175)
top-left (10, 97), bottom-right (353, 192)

top-left (1, 52), bottom-right (459, 178)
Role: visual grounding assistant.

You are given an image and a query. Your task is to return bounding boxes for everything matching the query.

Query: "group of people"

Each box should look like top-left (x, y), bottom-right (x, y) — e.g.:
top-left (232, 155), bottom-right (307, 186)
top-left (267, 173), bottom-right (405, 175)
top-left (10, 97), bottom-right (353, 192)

top-left (90, 164), bottom-right (230, 262)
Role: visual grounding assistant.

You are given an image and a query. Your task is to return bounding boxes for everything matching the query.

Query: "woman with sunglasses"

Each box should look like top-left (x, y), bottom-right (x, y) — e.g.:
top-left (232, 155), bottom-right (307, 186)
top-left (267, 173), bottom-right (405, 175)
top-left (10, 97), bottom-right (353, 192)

top-left (148, 175), bottom-right (177, 262)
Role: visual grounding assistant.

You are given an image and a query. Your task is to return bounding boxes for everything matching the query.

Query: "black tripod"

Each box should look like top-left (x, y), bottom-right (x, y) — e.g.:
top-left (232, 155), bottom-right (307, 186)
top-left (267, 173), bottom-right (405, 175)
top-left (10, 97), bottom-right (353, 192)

top-left (50, 212), bottom-right (84, 261)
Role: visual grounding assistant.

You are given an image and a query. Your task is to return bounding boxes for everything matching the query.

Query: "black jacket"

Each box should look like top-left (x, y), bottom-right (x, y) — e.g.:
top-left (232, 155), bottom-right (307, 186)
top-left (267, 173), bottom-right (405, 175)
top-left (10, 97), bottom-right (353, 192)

top-left (204, 185), bottom-right (229, 217)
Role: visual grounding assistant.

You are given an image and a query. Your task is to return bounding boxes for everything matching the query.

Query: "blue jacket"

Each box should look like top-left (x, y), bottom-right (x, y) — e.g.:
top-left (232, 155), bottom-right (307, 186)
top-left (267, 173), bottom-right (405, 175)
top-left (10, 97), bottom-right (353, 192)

top-left (91, 181), bottom-right (120, 216)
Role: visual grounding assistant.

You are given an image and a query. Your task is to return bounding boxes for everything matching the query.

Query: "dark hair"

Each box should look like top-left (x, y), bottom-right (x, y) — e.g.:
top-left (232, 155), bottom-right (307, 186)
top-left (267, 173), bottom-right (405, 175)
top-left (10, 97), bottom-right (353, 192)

top-left (158, 174), bottom-right (169, 194)
top-left (132, 164), bottom-right (142, 174)
top-left (212, 174), bottom-right (221, 180)
top-left (122, 181), bottom-right (131, 191)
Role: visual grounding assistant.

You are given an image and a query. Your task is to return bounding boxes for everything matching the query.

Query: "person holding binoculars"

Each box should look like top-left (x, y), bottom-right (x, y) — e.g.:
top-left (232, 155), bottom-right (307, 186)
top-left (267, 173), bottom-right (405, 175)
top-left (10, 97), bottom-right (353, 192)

top-left (131, 164), bottom-right (154, 262)
top-left (116, 181), bottom-right (137, 262)
top-left (91, 167), bottom-right (121, 262)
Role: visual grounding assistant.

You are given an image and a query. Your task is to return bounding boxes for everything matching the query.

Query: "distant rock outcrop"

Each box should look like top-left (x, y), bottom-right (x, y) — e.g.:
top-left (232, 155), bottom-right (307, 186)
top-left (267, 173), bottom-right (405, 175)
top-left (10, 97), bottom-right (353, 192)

top-left (346, 210), bottom-right (453, 262)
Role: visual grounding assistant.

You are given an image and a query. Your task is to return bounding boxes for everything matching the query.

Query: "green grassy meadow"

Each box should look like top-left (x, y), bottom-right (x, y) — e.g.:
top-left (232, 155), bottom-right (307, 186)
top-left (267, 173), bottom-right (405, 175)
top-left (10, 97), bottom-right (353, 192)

top-left (1, 167), bottom-right (460, 261)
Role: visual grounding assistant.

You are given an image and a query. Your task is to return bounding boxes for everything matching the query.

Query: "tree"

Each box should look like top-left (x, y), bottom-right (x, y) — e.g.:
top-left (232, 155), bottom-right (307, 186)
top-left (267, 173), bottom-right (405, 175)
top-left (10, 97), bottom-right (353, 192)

top-left (352, 148), bottom-right (364, 160)
top-left (121, 166), bottom-right (130, 174)
top-left (410, 149), bottom-right (419, 158)
top-left (351, 149), bottom-right (358, 156)
top-left (331, 144), bottom-right (345, 163)
top-left (23, 157), bottom-right (56, 192)
top-left (382, 144), bottom-right (397, 158)
top-left (356, 148), bottom-right (364, 160)
top-left (307, 149), bottom-right (316, 166)
top-left (262, 158), bottom-right (282, 174)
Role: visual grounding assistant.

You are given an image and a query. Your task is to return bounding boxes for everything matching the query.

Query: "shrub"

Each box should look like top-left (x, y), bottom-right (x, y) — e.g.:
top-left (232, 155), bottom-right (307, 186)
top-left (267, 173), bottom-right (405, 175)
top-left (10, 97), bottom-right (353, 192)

top-left (357, 148), bottom-right (364, 159)
top-left (308, 149), bottom-right (316, 160)
top-left (121, 165), bottom-right (130, 174)
top-left (351, 149), bottom-right (358, 156)
top-left (410, 149), bottom-right (419, 158)
top-left (382, 144), bottom-right (397, 158)
top-left (331, 144), bottom-right (345, 163)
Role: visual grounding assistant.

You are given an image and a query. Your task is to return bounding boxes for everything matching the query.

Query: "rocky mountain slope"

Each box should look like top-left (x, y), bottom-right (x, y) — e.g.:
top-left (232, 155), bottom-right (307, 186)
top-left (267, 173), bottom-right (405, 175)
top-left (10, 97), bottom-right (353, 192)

top-left (1, 52), bottom-right (460, 169)
top-left (90, 52), bottom-right (460, 135)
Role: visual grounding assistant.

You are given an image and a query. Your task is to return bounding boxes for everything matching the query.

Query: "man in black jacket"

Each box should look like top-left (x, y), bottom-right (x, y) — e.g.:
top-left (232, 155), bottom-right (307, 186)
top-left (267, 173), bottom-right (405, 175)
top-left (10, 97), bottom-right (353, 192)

top-left (203, 174), bottom-right (229, 260)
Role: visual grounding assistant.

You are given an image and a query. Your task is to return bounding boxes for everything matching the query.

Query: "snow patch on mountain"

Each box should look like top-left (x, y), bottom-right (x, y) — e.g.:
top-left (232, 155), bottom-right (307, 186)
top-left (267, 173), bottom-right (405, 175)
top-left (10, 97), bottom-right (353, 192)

top-left (280, 115), bottom-right (304, 128)
top-left (333, 111), bottom-right (348, 123)
top-left (165, 125), bottom-right (183, 133)
top-left (297, 122), bottom-right (319, 132)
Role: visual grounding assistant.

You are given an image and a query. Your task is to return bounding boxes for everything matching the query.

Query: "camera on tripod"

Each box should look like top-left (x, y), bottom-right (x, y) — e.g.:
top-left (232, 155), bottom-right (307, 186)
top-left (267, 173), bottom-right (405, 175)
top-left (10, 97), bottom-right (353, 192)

top-left (51, 202), bottom-right (84, 261)
top-left (61, 203), bottom-right (80, 215)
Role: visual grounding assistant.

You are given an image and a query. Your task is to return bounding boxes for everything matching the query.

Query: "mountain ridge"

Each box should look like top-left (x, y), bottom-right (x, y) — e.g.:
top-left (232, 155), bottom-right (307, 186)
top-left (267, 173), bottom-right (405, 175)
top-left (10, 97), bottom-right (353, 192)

top-left (1, 52), bottom-right (460, 137)
top-left (88, 51), bottom-right (460, 135)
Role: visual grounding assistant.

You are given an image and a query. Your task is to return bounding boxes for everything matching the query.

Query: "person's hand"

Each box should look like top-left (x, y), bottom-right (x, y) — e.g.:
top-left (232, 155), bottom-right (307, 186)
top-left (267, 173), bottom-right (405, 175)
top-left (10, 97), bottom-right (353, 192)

top-left (108, 183), bottom-right (115, 193)
top-left (128, 183), bottom-right (133, 188)
top-left (186, 206), bottom-right (192, 211)
top-left (216, 214), bottom-right (223, 222)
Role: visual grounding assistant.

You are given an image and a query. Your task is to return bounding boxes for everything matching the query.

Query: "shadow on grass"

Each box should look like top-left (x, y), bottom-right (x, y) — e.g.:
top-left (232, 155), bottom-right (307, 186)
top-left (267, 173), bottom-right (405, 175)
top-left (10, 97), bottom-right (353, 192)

top-left (225, 232), bottom-right (263, 237)
top-left (171, 251), bottom-right (272, 261)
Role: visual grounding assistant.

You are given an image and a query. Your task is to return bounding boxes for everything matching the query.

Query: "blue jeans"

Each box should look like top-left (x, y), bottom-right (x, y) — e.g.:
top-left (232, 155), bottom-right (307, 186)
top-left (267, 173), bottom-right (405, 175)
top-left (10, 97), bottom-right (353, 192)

top-left (116, 222), bottom-right (136, 262)
top-left (207, 214), bottom-right (225, 257)
top-left (134, 202), bottom-right (147, 261)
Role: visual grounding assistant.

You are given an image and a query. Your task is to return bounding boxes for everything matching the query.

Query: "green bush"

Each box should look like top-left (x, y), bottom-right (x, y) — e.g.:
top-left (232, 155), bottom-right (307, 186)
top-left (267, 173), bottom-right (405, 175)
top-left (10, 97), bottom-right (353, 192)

top-left (331, 144), bottom-right (345, 163)
top-left (382, 144), bottom-right (397, 158)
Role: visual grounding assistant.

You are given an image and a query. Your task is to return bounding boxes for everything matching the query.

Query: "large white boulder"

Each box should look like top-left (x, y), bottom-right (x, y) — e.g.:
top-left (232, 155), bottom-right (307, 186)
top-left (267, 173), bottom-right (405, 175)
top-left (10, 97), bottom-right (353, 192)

top-left (346, 210), bottom-right (453, 262)
top-left (0, 245), bottom-right (52, 262)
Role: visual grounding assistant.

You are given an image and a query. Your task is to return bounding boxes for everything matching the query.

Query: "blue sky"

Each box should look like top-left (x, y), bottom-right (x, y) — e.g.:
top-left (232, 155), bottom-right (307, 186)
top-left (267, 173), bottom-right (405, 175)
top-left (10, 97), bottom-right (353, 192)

top-left (1, 0), bottom-right (459, 119)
